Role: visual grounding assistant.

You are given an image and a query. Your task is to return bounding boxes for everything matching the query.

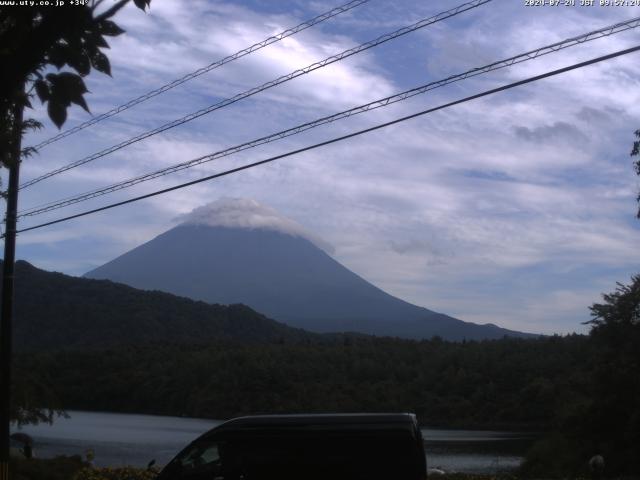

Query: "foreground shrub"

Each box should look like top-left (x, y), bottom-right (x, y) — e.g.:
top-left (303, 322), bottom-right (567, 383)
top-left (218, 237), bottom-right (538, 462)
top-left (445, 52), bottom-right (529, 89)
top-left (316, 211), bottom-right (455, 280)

top-left (73, 466), bottom-right (159, 480)
top-left (11, 455), bottom-right (86, 480)
top-left (519, 433), bottom-right (587, 478)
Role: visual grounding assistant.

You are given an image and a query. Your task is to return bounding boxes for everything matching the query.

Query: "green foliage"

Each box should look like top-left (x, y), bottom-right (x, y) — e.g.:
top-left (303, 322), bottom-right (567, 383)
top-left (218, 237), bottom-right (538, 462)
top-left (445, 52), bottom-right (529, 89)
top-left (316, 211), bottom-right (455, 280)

top-left (10, 456), bottom-right (157, 480)
top-left (583, 275), bottom-right (640, 474)
top-left (1, 1), bottom-right (154, 425)
top-left (18, 335), bottom-right (590, 430)
top-left (587, 274), bottom-right (640, 329)
top-left (6, 260), bottom-right (314, 351)
top-left (523, 275), bottom-right (640, 476)
top-left (11, 359), bottom-right (66, 426)
top-left (73, 466), bottom-right (158, 480)
top-left (10, 455), bottom-right (86, 480)
top-left (0, 0), bottom-right (152, 165)
top-left (520, 433), bottom-right (587, 478)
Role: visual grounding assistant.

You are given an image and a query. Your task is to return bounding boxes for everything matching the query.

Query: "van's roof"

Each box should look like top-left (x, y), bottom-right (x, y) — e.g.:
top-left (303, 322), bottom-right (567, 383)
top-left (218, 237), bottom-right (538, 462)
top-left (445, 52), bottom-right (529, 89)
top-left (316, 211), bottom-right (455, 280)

top-left (202, 413), bottom-right (418, 437)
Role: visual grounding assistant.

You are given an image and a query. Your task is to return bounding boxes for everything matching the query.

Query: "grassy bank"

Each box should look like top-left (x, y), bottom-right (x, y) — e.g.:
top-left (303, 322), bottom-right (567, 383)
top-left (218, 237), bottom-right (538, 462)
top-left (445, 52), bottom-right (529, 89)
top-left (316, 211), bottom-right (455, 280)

top-left (11, 457), bottom-right (158, 480)
top-left (7, 457), bottom-right (590, 480)
top-left (11, 458), bottom-right (521, 480)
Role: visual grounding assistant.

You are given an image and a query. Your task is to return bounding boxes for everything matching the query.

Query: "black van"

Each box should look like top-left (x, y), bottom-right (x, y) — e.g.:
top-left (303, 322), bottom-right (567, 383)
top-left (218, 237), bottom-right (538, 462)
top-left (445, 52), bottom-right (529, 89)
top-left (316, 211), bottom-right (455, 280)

top-left (157, 413), bottom-right (427, 480)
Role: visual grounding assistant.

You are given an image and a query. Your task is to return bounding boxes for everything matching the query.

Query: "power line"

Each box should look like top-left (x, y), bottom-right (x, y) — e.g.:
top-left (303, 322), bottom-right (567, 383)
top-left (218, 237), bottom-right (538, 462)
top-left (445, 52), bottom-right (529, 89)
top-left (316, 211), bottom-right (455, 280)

top-left (18, 15), bottom-right (640, 218)
top-left (19, 0), bottom-right (492, 190)
top-left (29, 0), bottom-right (371, 151)
top-left (13, 45), bottom-right (640, 236)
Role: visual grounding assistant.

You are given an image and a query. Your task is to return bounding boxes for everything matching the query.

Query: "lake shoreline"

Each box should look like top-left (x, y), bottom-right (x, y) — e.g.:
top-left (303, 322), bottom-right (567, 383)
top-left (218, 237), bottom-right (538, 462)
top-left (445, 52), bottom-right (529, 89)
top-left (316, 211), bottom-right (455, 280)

top-left (30, 407), bottom-right (544, 433)
top-left (13, 410), bottom-right (534, 472)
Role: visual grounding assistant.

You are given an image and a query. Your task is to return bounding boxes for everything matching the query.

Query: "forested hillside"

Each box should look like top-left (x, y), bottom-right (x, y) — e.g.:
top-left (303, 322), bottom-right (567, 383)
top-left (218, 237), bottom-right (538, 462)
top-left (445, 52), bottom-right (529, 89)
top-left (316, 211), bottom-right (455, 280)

top-left (2, 260), bottom-right (315, 350)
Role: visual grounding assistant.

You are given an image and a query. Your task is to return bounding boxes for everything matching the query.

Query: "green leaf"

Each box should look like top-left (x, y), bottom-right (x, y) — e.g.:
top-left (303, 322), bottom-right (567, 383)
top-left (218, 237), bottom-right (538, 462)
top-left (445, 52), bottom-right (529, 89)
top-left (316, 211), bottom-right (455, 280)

top-left (91, 33), bottom-right (110, 49)
top-left (71, 94), bottom-right (90, 114)
top-left (47, 73), bottom-right (89, 110)
top-left (47, 101), bottom-right (67, 129)
top-left (90, 50), bottom-right (111, 76)
top-left (34, 78), bottom-right (49, 103)
top-left (133, 0), bottom-right (151, 11)
top-left (58, 73), bottom-right (91, 112)
top-left (47, 45), bottom-right (67, 69)
top-left (69, 51), bottom-right (91, 76)
top-left (63, 73), bottom-right (89, 94)
top-left (83, 36), bottom-right (101, 57)
top-left (99, 19), bottom-right (125, 37)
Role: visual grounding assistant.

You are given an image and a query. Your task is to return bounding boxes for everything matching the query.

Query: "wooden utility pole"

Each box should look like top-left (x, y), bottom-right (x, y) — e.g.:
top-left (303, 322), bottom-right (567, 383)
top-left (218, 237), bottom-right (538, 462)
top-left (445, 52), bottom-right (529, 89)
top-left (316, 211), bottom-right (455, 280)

top-left (0, 92), bottom-right (24, 480)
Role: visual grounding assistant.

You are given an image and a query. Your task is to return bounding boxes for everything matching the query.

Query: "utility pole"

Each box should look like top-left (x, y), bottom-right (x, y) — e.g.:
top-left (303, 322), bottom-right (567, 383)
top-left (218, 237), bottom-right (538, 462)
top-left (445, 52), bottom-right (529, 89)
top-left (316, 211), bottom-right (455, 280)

top-left (0, 90), bottom-right (24, 480)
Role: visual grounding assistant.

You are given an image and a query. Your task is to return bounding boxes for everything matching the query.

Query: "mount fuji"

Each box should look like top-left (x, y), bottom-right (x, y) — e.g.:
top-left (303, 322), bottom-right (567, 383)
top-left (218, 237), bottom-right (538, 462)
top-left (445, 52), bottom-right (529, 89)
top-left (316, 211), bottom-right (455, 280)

top-left (85, 199), bottom-right (534, 340)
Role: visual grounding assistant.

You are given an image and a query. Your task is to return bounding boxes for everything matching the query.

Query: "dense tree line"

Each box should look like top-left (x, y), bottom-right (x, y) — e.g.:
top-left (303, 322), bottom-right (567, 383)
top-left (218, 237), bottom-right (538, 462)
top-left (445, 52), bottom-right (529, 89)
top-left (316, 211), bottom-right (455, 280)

top-left (16, 335), bottom-right (590, 430)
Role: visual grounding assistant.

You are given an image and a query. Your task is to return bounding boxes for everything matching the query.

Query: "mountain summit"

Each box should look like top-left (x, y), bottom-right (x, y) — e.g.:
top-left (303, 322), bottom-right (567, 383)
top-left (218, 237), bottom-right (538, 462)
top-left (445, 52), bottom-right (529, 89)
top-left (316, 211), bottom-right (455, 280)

top-left (85, 198), bottom-right (533, 340)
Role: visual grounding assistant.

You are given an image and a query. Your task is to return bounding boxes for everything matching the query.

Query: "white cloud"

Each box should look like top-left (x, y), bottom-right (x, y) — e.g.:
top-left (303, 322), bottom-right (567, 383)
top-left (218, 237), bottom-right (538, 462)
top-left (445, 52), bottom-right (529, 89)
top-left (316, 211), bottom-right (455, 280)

top-left (176, 197), bottom-right (334, 253)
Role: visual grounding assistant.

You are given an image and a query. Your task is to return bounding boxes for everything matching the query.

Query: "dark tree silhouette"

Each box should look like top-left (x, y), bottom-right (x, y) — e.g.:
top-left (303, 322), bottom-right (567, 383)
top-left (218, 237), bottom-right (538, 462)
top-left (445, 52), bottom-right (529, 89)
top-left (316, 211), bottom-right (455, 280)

top-left (0, 0), bottom-right (152, 432)
top-left (584, 275), bottom-right (640, 475)
top-left (0, 7), bottom-right (153, 479)
top-left (588, 275), bottom-right (640, 329)
top-left (0, 0), bottom-right (151, 166)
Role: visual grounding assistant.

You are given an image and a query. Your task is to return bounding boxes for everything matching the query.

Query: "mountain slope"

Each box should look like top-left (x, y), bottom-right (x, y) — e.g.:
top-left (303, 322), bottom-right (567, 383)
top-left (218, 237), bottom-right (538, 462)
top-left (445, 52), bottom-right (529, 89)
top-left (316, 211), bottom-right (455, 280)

top-left (2, 260), bottom-right (314, 351)
top-left (86, 219), bottom-right (534, 341)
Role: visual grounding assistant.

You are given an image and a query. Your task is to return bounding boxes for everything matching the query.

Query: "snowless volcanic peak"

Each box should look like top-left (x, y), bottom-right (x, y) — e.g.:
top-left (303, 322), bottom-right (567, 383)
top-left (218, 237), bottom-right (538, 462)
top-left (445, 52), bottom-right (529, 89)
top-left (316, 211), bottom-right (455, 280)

top-left (86, 198), bottom-right (537, 340)
top-left (176, 198), bottom-right (334, 253)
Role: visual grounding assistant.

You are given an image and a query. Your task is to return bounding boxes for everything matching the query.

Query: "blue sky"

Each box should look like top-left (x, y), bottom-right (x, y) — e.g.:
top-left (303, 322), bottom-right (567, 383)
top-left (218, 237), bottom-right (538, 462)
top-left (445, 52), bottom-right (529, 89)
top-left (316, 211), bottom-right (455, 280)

top-left (7, 0), bottom-right (640, 335)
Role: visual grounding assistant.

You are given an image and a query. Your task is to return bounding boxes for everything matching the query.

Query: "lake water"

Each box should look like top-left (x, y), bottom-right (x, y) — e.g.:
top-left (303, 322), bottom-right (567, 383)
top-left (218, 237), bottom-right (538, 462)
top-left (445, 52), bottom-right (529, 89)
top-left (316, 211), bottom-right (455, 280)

top-left (12, 411), bottom-right (535, 473)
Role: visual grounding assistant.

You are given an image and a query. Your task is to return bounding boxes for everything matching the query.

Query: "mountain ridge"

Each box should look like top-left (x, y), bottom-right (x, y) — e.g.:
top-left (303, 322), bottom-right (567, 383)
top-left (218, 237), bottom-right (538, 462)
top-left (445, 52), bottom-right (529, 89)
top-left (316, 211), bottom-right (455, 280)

top-left (1, 259), bottom-right (317, 351)
top-left (85, 222), bottom-right (536, 341)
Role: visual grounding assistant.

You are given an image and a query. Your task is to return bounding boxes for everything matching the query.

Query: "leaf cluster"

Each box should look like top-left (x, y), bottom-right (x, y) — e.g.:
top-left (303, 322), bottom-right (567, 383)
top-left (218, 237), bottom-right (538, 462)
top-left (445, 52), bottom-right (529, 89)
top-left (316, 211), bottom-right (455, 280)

top-left (0, 0), bottom-right (151, 166)
top-left (587, 274), bottom-right (640, 329)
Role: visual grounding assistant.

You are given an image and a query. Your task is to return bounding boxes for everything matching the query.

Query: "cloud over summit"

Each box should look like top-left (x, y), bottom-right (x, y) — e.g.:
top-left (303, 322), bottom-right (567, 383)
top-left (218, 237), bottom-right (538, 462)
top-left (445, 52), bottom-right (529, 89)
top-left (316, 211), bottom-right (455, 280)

top-left (177, 198), bottom-right (334, 254)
